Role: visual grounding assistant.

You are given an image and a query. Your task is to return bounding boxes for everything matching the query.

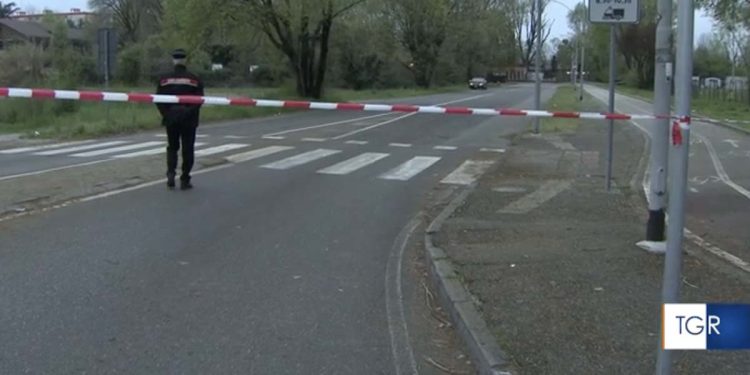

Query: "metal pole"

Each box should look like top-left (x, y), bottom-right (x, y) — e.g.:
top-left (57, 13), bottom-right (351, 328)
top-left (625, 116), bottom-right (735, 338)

top-left (656, 0), bottom-right (694, 373)
top-left (533, 0), bottom-right (543, 134)
top-left (104, 28), bottom-right (111, 125)
top-left (573, 42), bottom-right (578, 88)
top-left (606, 25), bottom-right (616, 191)
top-left (647, 0), bottom-right (673, 242)
top-left (579, 30), bottom-right (586, 101)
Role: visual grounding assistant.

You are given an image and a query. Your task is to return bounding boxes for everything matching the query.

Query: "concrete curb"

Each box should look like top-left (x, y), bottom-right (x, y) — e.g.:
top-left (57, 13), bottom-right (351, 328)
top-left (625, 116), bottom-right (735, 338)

top-left (696, 117), bottom-right (750, 136)
top-left (424, 187), bottom-right (513, 375)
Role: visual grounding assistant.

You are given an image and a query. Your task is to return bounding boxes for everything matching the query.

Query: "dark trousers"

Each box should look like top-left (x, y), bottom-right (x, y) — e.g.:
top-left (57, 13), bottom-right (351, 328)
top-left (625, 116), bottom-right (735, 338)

top-left (166, 123), bottom-right (197, 180)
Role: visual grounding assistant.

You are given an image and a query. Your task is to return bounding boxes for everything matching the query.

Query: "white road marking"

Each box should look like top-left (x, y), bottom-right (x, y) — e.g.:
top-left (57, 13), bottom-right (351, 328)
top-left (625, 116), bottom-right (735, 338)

top-left (113, 142), bottom-right (207, 158)
top-left (71, 141), bottom-right (165, 157)
top-left (262, 135), bottom-right (286, 140)
top-left (498, 180), bottom-right (573, 214)
top-left (345, 140), bottom-right (369, 145)
top-left (433, 145), bottom-right (457, 151)
top-left (196, 134), bottom-right (208, 138)
top-left (333, 113), bottom-right (415, 140)
top-left (302, 137), bottom-right (327, 142)
top-left (723, 139), bottom-right (740, 148)
top-left (0, 159), bottom-right (111, 182)
top-left (261, 149), bottom-right (341, 170)
top-left (225, 146), bottom-right (294, 163)
top-left (154, 134), bottom-right (167, 138)
top-left (194, 143), bottom-right (248, 156)
top-left (332, 92), bottom-right (495, 140)
top-left (379, 156), bottom-right (441, 181)
top-left (224, 135), bottom-right (247, 139)
top-left (689, 187), bottom-right (699, 193)
top-left (263, 112), bottom-right (394, 137)
top-left (480, 148), bottom-right (506, 153)
top-left (440, 160), bottom-right (495, 185)
top-left (684, 229), bottom-right (750, 273)
top-left (389, 143), bottom-right (412, 148)
top-left (34, 141), bottom-right (129, 156)
top-left (0, 140), bottom-right (94, 154)
top-left (696, 133), bottom-right (750, 200)
top-left (318, 152), bottom-right (389, 175)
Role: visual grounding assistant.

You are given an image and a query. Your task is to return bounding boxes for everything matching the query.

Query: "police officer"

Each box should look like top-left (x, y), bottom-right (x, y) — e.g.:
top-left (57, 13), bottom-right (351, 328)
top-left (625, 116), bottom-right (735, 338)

top-left (156, 48), bottom-right (204, 190)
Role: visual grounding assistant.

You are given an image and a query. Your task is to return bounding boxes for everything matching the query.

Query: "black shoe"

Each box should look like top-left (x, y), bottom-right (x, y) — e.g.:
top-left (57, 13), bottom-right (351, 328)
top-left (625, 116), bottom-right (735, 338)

top-left (180, 179), bottom-right (193, 190)
top-left (167, 173), bottom-right (176, 189)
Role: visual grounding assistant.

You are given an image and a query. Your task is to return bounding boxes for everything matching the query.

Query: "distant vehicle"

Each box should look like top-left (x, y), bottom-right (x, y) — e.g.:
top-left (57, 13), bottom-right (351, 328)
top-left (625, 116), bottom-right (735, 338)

top-left (469, 77), bottom-right (487, 90)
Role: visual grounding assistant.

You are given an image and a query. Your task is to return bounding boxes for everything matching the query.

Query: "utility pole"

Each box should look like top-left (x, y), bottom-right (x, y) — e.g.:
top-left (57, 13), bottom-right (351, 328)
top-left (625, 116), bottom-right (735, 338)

top-left (655, 0), bottom-right (694, 373)
top-left (533, 0), bottom-right (543, 134)
top-left (579, 28), bottom-right (585, 101)
top-left (644, 0), bottom-right (673, 244)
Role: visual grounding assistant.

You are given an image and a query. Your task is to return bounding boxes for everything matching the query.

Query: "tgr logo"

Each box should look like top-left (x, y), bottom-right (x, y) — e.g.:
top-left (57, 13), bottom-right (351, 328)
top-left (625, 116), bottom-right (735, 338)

top-left (676, 315), bottom-right (720, 336)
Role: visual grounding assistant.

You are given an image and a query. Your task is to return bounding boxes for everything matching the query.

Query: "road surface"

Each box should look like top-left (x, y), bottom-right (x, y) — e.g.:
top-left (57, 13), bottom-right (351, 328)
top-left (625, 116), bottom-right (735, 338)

top-left (586, 85), bottom-right (750, 272)
top-left (0, 84), bottom-right (553, 374)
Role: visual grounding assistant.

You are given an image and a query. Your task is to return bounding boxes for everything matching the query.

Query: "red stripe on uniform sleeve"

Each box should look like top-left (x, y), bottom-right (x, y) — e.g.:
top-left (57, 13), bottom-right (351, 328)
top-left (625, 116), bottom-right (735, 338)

top-left (178, 95), bottom-right (205, 105)
top-left (283, 101), bottom-right (312, 109)
top-left (128, 93), bottom-right (155, 103)
top-left (229, 97), bottom-right (257, 106)
top-left (32, 89), bottom-right (56, 98)
top-left (337, 102), bottom-right (366, 111)
top-left (79, 91), bottom-right (104, 101)
top-left (498, 108), bottom-right (527, 116)
top-left (444, 107), bottom-right (473, 115)
top-left (392, 104), bottom-right (419, 112)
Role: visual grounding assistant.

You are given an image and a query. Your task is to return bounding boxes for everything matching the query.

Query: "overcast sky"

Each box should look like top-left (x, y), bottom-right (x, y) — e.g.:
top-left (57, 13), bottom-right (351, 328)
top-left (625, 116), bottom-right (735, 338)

top-left (17, 0), bottom-right (715, 44)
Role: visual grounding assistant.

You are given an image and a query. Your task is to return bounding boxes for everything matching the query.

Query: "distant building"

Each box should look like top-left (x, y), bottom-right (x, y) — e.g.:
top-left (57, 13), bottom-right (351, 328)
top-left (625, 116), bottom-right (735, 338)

top-left (0, 19), bottom-right (87, 50)
top-left (10, 8), bottom-right (94, 28)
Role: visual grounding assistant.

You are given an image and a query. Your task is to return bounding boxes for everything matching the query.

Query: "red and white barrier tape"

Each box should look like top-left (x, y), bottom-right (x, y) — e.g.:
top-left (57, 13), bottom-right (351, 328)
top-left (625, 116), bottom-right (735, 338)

top-left (0, 87), bottom-right (669, 121)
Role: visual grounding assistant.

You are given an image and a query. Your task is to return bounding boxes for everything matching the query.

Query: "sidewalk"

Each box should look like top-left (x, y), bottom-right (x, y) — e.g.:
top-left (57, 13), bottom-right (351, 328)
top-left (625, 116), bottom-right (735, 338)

top-left (433, 117), bottom-right (750, 373)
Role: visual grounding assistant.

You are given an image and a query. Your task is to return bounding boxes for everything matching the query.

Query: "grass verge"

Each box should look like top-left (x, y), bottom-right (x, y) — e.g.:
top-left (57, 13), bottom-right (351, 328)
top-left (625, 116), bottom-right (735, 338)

top-left (0, 85), bottom-right (467, 139)
top-left (539, 85), bottom-right (598, 133)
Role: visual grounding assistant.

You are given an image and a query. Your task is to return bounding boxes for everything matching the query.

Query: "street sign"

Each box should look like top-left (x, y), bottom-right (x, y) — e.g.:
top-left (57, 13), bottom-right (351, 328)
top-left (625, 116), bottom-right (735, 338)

top-left (97, 28), bottom-right (118, 82)
top-left (589, 0), bottom-right (640, 24)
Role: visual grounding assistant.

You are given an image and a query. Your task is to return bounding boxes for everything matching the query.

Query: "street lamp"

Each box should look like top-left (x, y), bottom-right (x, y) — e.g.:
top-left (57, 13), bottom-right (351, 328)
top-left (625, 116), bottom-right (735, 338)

top-left (549, 0), bottom-right (586, 92)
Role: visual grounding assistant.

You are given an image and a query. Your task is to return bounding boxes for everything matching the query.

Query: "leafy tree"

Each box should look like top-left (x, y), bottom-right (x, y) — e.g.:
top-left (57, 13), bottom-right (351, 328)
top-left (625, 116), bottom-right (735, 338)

top-left (0, 1), bottom-right (18, 18)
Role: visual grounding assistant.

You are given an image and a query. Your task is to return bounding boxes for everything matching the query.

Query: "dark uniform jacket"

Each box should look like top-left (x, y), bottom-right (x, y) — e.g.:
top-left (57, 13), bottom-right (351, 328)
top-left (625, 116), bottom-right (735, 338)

top-left (156, 65), bottom-right (205, 128)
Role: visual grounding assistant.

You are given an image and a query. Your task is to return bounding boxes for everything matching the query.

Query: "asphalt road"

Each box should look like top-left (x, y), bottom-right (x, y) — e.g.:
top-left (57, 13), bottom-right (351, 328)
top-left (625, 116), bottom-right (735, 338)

top-left (0, 84), bottom-right (554, 374)
top-left (586, 85), bottom-right (750, 270)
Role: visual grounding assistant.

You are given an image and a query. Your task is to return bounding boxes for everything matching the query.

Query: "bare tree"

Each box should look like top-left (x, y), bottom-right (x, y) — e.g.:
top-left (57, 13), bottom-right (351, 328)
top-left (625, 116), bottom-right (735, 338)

top-left (240, 0), bottom-right (365, 98)
top-left (88, 0), bottom-right (164, 44)
top-left (513, 0), bottom-right (551, 69)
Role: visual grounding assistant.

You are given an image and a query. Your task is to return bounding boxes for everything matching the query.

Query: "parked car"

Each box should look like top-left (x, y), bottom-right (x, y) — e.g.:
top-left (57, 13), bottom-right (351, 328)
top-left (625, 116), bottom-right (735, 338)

top-left (469, 77), bottom-right (488, 90)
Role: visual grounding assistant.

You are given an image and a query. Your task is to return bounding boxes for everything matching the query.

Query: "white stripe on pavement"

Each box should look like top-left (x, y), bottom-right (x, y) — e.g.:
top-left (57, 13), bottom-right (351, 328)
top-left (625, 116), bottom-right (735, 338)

top-left (302, 138), bottom-right (327, 142)
top-left (262, 135), bottom-right (286, 140)
top-left (480, 148), bottom-right (506, 153)
top-left (35, 141), bottom-right (129, 155)
top-left (194, 144), bottom-right (248, 156)
top-left (345, 140), bottom-right (369, 145)
top-left (225, 146), bottom-right (294, 163)
top-left (433, 145), bottom-right (457, 151)
top-left (0, 140), bottom-right (95, 154)
top-left (71, 141), bottom-right (164, 157)
top-left (112, 142), bottom-right (207, 158)
top-left (263, 112), bottom-right (393, 137)
top-left (261, 149), bottom-right (341, 170)
top-left (389, 143), bottom-right (412, 148)
top-left (440, 160), bottom-right (495, 185)
top-left (318, 152), bottom-right (389, 175)
top-left (379, 156), bottom-right (441, 181)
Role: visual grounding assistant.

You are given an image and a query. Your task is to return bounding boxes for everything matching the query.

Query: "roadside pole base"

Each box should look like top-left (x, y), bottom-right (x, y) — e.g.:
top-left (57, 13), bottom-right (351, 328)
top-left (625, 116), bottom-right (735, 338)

top-left (637, 240), bottom-right (666, 254)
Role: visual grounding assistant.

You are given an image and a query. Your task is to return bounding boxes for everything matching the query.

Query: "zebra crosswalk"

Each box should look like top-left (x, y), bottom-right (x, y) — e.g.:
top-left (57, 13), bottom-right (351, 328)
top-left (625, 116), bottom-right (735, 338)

top-left (1, 139), bottom-right (503, 185)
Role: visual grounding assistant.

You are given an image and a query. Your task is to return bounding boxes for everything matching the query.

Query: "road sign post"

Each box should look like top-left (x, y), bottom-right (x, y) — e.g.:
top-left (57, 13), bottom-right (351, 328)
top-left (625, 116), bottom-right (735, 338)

top-left (589, 0), bottom-right (640, 191)
top-left (656, 0), bottom-right (694, 373)
top-left (97, 28), bottom-right (117, 125)
top-left (533, 0), bottom-right (543, 134)
top-left (643, 0), bottom-right (673, 244)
